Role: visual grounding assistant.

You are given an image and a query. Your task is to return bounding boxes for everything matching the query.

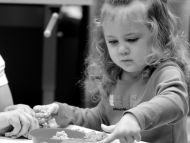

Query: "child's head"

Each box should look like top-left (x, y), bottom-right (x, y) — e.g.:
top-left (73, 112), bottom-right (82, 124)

top-left (100, 0), bottom-right (184, 67)
top-left (85, 0), bottom-right (190, 95)
top-left (101, 0), bottom-right (156, 77)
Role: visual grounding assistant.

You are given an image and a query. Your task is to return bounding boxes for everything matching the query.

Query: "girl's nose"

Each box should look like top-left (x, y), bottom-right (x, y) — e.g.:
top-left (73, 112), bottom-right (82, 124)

top-left (118, 45), bottom-right (130, 55)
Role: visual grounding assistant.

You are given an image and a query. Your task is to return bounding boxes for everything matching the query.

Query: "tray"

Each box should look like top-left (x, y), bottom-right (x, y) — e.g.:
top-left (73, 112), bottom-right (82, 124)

top-left (30, 128), bottom-right (103, 143)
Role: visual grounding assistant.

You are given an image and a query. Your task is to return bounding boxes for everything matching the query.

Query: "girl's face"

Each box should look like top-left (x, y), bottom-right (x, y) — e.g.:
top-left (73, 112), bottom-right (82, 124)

top-left (103, 13), bottom-right (153, 76)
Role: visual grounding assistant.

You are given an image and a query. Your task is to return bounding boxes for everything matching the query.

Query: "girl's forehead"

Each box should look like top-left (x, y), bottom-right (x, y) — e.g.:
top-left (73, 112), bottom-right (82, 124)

top-left (101, 1), bottom-right (148, 23)
top-left (102, 16), bottom-right (149, 35)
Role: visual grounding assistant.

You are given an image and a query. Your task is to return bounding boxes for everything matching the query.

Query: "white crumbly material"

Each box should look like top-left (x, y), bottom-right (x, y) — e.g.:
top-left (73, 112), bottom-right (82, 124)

top-left (52, 130), bottom-right (107, 141)
top-left (84, 131), bottom-right (107, 142)
top-left (52, 130), bottom-right (69, 140)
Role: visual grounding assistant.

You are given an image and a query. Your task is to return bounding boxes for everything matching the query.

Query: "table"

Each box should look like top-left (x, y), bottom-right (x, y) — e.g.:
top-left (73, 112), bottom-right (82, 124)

top-left (0, 125), bottom-right (148, 143)
top-left (0, 137), bottom-right (32, 143)
top-left (67, 125), bottom-right (148, 143)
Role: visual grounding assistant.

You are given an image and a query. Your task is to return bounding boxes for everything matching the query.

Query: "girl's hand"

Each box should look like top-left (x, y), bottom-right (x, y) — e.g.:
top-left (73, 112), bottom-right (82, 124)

top-left (99, 114), bottom-right (141, 143)
top-left (33, 103), bottom-right (59, 127)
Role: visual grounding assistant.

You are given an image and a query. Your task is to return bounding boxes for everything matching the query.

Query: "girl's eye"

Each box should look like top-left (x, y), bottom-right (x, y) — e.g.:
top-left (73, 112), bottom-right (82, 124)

top-left (108, 40), bottom-right (118, 45)
top-left (126, 38), bottom-right (139, 43)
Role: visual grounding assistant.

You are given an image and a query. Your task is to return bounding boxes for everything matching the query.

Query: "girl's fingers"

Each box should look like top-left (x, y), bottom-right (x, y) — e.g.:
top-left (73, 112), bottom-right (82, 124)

top-left (34, 104), bottom-right (59, 128)
top-left (101, 124), bottom-right (115, 133)
top-left (34, 105), bottom-right (51, 117)
top-left (99, 124), bottom-right (117, 143)
top-left (33, 105), bottom-right (44, 113)
top-left (99, 132), bottom-right (117, 143)
top-left (34, 104), bottom-right (58, 118)
top-left (48, 118), bottom-right (59, 128)
top-left (37, 117), bottom-right (47, 124)
top-left (46, 103), bottom-right (59, 115)
top-left (35, 112), bottom-right (48, 118)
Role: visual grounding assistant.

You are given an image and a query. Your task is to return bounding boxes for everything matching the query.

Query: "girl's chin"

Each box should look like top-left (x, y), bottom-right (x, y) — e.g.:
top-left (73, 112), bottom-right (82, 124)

top-left (122, 67), bottom-right (142, 74)
top-left (122, 66), bottom-right (137, 72)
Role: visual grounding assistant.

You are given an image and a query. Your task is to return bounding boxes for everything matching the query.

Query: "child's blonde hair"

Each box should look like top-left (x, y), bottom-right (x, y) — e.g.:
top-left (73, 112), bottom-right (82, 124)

top-left (84, 0), bottom-right (190, 100)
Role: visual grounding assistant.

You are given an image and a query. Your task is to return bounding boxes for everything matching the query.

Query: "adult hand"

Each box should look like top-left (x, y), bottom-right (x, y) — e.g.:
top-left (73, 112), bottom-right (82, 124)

top-left (3, 109), bottom-right (39, 139)
top-left (99, 114), bottom-right (141, 143)
top-left (4, 104), bottom-right (35, 117)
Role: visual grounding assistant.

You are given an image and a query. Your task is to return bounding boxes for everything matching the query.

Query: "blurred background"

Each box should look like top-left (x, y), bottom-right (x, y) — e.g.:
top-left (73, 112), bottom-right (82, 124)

top-left (0, 0), bottom-right (189, 109)
top-left (0, 1), bottom-right (91, 108)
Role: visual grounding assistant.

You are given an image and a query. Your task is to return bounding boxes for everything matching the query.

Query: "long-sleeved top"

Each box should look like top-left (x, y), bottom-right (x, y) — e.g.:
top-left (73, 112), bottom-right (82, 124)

top-left (0, 55), bottom-right (8, 86)
top-left (55, 61), bottom-right (189, 143)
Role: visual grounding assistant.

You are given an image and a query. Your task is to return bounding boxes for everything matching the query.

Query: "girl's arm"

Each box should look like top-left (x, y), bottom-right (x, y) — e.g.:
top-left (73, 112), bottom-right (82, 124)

top-left (34, 94), bottom-right (109, 130)
top-left (126, 65), bottom-right (189, 130)
top-left (54, 99), bottom-right (107, 131)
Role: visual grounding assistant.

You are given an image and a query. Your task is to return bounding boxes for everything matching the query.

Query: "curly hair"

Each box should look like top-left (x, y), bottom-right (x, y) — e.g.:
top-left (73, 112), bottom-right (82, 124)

top-left (84, 0), bottom-right (190, 100)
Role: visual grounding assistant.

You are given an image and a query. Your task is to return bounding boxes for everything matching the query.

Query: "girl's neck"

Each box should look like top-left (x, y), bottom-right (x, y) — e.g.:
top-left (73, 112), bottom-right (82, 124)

top-left (121, 71), bottom-right (142, 81)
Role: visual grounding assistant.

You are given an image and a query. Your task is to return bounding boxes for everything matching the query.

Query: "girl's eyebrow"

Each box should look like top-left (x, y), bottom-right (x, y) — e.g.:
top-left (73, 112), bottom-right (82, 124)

top-left (124, 32), bottom-right (142, 37)
top-left (105, 33), bottom-right (138, 37)
top-left (105, 35), bottom-right (116, 38)
top-left (124, 32), bottom-right (139, 36)
top-left (105, 33), bottom-right (142, 39)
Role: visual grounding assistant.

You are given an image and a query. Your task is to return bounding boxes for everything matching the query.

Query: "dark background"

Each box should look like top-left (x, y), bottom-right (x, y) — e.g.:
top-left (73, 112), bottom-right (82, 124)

top-left (0, 4), bottom-right (89, 108)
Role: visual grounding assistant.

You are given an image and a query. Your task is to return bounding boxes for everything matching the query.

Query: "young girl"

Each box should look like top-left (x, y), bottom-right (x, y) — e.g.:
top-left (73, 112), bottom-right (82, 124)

top-left (34, 0), bottom-right (190, 143)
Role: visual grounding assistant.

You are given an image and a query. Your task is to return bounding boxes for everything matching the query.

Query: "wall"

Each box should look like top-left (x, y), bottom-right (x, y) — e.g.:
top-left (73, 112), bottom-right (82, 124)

top-left (0, 4), bottom-right (90, 107)
top-left (0, 4), bottom-right (44, 107)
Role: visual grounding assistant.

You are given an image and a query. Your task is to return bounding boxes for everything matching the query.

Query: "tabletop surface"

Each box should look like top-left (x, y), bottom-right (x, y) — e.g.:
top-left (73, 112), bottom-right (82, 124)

top-left (0, 137), bottom-right (32, 143)
top-left (0, 125), bottom-right (148, 143)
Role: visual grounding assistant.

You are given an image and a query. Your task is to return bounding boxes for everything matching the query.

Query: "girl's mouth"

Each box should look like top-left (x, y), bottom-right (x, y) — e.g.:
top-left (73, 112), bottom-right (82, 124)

top-left (121, 59), bottom-right (134, 66)
top-left (121, 59), bottom-right (133, 62)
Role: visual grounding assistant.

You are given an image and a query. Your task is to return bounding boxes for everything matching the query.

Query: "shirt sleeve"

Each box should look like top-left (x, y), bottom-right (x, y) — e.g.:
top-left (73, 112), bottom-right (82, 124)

top-left (0, 55), bottom-right (8, 86)
top-left (125, 65), bottom-right (189, 130)
top-left (54, 96), bottom-right (108, 131)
